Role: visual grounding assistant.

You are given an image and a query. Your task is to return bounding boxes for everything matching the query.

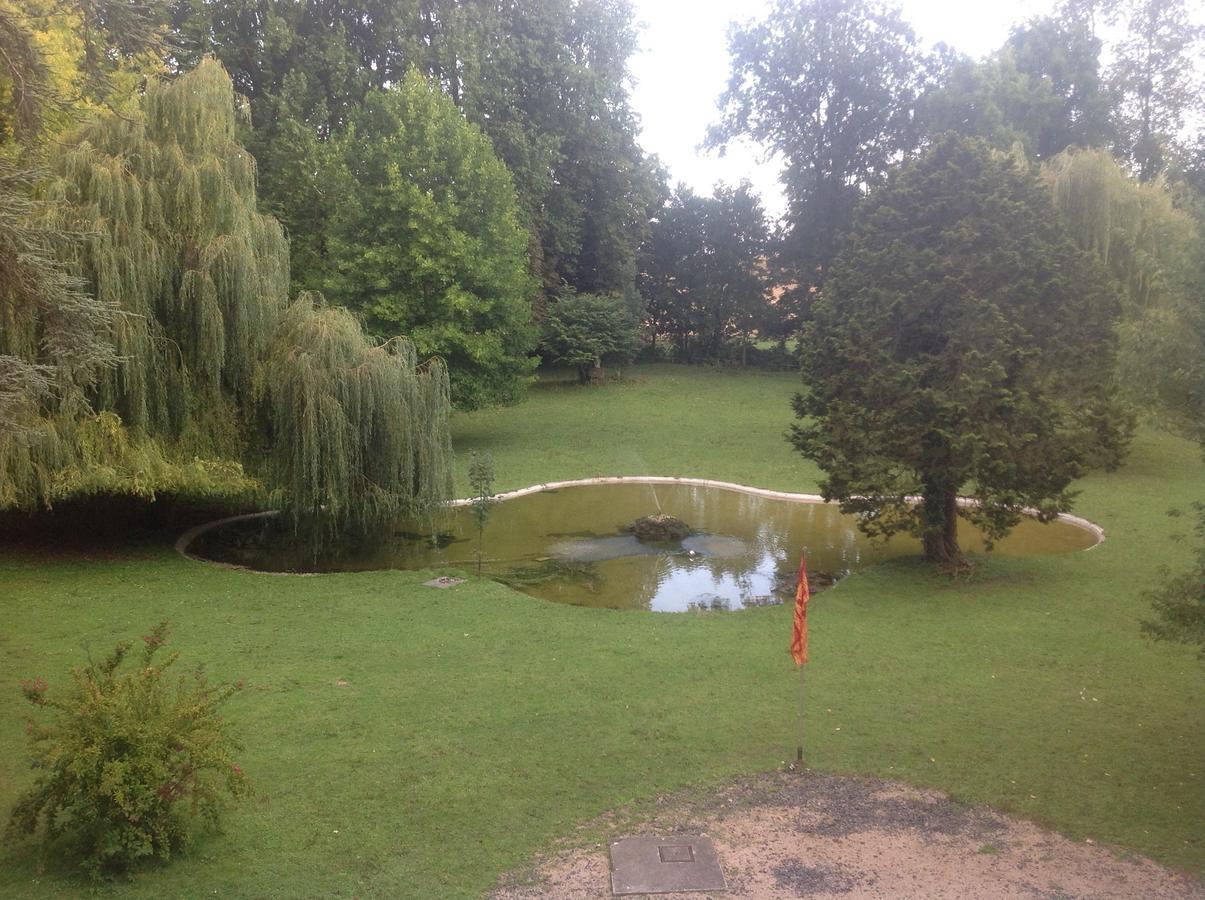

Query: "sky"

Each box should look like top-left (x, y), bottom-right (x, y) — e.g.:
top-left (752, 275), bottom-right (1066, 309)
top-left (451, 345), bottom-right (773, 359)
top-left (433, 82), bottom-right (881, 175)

top-left (627, 0), bottom-right (1055, 220)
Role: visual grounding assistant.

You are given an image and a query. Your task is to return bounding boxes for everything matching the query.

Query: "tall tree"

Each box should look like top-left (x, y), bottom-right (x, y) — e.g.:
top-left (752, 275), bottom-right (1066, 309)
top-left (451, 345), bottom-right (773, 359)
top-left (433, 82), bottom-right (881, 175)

top-left (168, 0), bottom-right (656, 311)
top-left (920, 17), bottom-right (1113, 159)
top-left (1106, 0), bottom-right (1205, 181)
top-left (3, 61), bottom-right (453, 544)
top-left (1, 0), bottom-right (164, 506)
top-left (640, 183), bottom-right (771, 360)
top-left (709, 0), bottom-right (934, 294)
top-left (793, 136), bottom-right (1130, 567)
top-left (321, 70), bottom-right (536, 410)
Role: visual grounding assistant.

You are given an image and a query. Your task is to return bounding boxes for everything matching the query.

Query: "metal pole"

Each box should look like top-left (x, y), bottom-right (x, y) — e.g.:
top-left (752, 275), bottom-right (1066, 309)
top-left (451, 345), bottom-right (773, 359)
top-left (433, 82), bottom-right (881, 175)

top-left (796, 663), bottom-right (805, 766)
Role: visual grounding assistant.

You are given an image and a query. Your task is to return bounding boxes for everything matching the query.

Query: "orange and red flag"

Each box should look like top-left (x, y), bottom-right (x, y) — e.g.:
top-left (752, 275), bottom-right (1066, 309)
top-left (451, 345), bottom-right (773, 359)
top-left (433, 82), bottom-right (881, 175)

top-left (790, 552), bottom-right (809, 666)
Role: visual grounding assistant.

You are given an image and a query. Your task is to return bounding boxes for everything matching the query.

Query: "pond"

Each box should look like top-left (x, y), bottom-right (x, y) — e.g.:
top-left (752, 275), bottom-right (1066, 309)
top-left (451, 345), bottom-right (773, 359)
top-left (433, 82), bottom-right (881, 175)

top-left (187, 479), bottom-right (1101, 612)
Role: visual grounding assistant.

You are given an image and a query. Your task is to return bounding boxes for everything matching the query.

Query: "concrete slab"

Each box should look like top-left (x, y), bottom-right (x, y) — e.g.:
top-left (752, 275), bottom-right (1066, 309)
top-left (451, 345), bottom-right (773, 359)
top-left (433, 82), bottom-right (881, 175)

top-left (610, 835), bottom-right (726, 895)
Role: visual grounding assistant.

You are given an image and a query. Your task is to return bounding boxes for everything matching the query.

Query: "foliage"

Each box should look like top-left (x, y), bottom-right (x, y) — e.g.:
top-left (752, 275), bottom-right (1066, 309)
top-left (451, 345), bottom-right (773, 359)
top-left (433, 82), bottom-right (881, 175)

top-left (709, 0), bottom-right (935, 290)
top-left (1141, 503), bottom-right (1205, 658)
top-left (169, 0), bottom-right (657, 309)
top-left (919, 16), bottom-right (1113, 159)
top-left (1043, 148), bottom-right (1204, 443)
top-left (466, 449), bottom-right (494, 576)
top-left (6, 623), bottom-right (252, 879)
top-left (1105, 0), bottom-right (1204, 181)
top-left (541, 291), bottom-right (640, 383)
top-left (259, 294), bottom-right (454, 549)
top-left (0, 0), bottom-right (165, 512)
top-left (640, 183), bottom-right (771, 360)
top-left (321, 69), bottom-right (536, 409)
top-left (2, 60), bottom-right (454, 544)
top-left (793, 135), bottom-right (1130, 566)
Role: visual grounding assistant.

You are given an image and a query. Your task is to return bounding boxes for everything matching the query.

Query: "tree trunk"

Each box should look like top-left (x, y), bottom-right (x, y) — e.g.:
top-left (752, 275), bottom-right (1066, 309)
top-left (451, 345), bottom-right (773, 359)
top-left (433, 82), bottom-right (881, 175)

top-left (921, 483), bottom-right (963, 568)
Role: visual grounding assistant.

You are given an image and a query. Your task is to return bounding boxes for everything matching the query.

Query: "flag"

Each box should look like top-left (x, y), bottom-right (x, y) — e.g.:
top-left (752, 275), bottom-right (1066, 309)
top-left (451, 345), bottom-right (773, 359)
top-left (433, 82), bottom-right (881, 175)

top-left (790, 552), bottom-right (809, 666)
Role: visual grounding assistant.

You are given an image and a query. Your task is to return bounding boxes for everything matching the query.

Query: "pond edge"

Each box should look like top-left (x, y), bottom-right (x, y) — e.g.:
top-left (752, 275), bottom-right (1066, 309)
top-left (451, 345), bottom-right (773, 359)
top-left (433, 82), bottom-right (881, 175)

top-left (174, 475), bottom-right (1106, 575)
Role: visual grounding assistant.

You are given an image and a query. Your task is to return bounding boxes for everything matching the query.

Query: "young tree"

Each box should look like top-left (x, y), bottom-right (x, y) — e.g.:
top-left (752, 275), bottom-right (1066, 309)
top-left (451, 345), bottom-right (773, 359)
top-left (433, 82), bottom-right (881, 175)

top-left (322, 69), bottom-right (536, 410)
top-left (793, 135), bottom-right (1130, 567)
top-left (709, 0), bottom-right (935, 292)
top-left (1141, 503), bottom-right (1205, 659)
top-left (541, 291), bottom-right (640, 384)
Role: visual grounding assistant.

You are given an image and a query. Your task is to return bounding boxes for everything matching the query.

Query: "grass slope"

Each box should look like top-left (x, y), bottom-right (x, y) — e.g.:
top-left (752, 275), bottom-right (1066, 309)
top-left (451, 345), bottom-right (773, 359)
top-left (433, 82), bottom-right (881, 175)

top-left (1, 364), bottom-right (1201, 898)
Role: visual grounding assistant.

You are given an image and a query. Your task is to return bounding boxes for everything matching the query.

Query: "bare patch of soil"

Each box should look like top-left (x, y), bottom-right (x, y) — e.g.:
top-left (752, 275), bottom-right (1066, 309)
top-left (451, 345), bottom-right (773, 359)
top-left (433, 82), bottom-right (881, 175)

top-left (491, 773), bottom-right (1202, 899)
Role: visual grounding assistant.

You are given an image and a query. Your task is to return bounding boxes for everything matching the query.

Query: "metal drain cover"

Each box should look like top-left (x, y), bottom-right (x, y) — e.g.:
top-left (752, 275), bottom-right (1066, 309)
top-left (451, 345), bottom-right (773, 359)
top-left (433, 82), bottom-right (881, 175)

top-left (610, 836), bottom-right (726, 895)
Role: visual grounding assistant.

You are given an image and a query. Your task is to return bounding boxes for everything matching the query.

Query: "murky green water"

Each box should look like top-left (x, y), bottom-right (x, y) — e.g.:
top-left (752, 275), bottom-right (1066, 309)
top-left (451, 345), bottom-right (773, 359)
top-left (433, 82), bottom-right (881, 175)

top-left (192, 481), bottom-right (1099, 612)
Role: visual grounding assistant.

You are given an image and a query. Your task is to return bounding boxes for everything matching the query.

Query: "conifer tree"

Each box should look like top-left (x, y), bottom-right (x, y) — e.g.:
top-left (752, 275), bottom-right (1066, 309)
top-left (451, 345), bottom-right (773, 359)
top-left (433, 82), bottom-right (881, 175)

top-left (793, 136), bottom-right (1130, 567)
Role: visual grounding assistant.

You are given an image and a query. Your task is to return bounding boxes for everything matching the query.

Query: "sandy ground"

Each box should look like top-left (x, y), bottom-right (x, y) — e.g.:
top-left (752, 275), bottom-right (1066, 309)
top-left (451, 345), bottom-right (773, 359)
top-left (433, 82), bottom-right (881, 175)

top-left (491, 773), bottom-right (1203, 899)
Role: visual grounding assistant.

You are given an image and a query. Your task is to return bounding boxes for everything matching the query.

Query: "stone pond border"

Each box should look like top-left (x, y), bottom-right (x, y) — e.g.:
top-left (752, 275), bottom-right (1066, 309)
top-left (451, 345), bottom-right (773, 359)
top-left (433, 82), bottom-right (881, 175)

top-left (174, 475), bottom-right (1105, 575)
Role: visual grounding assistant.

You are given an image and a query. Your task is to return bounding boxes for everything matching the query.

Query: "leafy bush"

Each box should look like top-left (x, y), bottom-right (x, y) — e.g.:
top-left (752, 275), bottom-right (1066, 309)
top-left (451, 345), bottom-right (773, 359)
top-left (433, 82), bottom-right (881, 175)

top-left (1142, 503), bottom-right (1205, 659)
top-left (541, 291), bottom-right (641, 383)
top-left (7, 623), bottom-right (251, 878)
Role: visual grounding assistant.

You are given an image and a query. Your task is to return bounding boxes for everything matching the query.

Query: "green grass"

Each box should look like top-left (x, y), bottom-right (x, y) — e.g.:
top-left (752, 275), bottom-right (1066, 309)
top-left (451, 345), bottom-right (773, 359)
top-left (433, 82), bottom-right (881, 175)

top-left (1, 364), bottom-right (1202, 897)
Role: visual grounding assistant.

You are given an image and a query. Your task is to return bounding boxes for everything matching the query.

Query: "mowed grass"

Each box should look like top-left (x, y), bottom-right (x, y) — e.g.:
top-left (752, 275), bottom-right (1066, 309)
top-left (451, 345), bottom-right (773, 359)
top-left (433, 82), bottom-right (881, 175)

top-left (0, 364), bottom-right (1201, 898)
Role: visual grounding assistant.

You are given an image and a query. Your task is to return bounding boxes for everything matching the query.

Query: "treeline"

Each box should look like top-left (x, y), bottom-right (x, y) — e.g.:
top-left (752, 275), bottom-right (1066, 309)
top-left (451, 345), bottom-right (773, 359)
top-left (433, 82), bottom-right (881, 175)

top-left (0, 0), bottom-right (1202, 535)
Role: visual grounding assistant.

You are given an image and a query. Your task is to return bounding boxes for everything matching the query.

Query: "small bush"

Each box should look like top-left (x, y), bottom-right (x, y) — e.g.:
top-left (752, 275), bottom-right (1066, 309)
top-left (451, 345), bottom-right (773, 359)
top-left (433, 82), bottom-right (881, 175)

top-left (6, 623), bottom-right (252, 878)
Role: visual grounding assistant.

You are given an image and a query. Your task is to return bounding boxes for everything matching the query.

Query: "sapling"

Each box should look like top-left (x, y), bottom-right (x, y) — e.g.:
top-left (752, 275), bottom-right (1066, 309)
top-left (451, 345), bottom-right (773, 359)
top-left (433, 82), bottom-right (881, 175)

top-left (468, 451), bottom-right (495, 575)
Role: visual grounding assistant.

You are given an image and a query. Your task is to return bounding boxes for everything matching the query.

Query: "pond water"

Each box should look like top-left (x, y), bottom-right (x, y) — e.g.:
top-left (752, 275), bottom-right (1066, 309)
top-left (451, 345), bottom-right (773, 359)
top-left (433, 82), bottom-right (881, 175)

top-left (190, 481), bottom-right (1100, 612)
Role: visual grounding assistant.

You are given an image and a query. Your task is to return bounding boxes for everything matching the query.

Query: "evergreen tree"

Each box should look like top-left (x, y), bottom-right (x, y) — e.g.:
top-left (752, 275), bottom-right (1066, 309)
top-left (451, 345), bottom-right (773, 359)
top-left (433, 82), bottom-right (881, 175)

top-left (321, 70), bottom-right (536, 410)
top-left (793, 136), bottom-right (1130, 567)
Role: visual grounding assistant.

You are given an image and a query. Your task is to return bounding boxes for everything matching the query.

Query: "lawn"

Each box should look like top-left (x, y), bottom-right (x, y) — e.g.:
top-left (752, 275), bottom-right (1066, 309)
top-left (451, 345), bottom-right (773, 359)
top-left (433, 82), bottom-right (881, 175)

top-left (1, 364), bottom-right (1201, 897)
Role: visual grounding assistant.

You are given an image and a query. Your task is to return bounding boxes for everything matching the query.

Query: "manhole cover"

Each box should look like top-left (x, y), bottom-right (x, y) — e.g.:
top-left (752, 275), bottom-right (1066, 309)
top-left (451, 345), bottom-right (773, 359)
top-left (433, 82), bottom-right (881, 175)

top-left (423, 576), bottom-right (465, 589)
top-left (610, 836), bottom-right (726, 895)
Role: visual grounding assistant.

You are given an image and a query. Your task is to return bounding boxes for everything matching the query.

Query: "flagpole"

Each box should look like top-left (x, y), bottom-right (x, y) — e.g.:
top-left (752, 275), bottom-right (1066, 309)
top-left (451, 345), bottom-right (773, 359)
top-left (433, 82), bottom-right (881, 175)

top-left (790, 549), bottom-right (810, 768)
top-left (796, 663), bottom-right (805, 766)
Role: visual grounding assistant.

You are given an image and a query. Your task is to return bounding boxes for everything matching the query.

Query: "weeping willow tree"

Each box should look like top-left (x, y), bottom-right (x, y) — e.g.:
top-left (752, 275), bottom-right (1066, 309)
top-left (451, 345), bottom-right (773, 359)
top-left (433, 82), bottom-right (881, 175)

top-left (1043, 148), bottom-right (1204, 443)
top-left (3, 59), bottom-right (453, 542)
top-left (260, 294), bottom-right (452, 547)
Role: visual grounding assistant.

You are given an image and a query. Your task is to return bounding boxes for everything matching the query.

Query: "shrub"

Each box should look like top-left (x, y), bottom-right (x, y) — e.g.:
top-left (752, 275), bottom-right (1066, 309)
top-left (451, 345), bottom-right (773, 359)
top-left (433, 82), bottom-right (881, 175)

top-left (6, 623), bottom-right (251, 878)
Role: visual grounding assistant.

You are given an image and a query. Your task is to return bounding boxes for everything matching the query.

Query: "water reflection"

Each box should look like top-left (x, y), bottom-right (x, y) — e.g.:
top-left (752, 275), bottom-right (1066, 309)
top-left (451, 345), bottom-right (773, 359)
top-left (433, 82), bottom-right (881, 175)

top-left (193, 482), bottom-right (1100, 613)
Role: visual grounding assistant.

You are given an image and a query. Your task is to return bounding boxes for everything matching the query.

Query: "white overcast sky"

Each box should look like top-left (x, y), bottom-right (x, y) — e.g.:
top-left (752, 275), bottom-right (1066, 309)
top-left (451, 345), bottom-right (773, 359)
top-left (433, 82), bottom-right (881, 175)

top-left (627, 0), bottom-right (1200, 220)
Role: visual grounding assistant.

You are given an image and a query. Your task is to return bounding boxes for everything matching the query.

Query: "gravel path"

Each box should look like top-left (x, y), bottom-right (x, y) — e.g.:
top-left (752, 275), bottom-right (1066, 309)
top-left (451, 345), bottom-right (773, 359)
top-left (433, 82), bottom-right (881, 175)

top-left (491, 773), bottom-right (1203, 899)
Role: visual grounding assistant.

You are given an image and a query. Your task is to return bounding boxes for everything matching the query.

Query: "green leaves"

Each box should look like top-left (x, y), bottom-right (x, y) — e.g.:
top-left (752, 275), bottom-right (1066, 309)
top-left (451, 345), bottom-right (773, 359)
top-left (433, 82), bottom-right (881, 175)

top-left (7, 623), bottom-right (252, 879)
top-left (323, 70), bottom-right (536, 410)
top-left (795, 135), bottom-right (1131, 564)
top-left (541, 291), bottom-right (640, 382)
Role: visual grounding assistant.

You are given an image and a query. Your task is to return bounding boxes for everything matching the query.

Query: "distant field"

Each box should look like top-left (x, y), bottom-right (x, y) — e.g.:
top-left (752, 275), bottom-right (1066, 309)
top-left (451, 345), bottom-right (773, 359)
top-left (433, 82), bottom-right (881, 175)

top-left (1, 364), bottom-right (1200, 898)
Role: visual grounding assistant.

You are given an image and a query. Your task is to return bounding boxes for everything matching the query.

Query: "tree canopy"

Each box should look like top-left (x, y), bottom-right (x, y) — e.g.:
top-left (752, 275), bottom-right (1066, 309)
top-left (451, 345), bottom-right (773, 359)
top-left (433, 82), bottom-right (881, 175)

top-left (320, 69), bottom-right (536, 410)
top-left (541, 291), bottom-right (640, 383)
top-left (919, 16), bottom-right (1113, 160)
top-left (169, 0), bottom-right (658, 311)
top-left (793, 135), bottom-right (1130, 567)
top-left (1043, 148), bottom-right (1204, 443)
top-left (709, 0), bottom-right (935, 290)
top-left (640, 183), bottom-right (771, 360)
top-left (1, 60), bottom-right (453, 544)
